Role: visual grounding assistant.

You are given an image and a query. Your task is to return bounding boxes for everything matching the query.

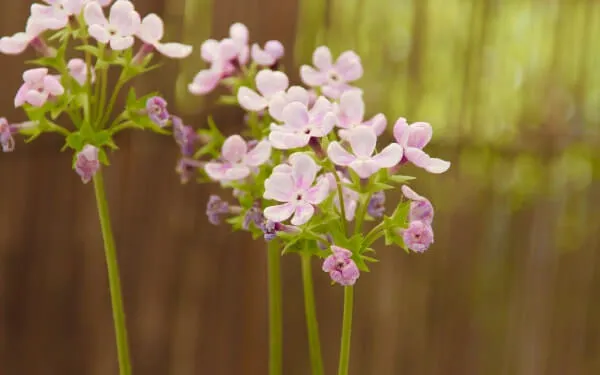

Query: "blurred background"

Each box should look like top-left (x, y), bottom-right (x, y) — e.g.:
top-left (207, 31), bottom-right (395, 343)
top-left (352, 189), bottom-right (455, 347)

top-left (1, 0), bottom-right (600, 374)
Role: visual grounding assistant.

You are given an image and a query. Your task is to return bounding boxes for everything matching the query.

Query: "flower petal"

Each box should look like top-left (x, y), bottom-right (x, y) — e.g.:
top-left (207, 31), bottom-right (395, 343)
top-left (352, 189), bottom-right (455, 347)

top-left (349, 126), bottom-right (376, 158)
top-left (138, 13), bottom-right (163, 43)
top-left (281, 102), bottom-right (309, 130)
top-left (300, 65), bottom-right (327, 86)
top-left (237, 87), bottom-right (268, 112)
top-left (43, 75), bottom-right (64, 96)
top-left (286, 86), bottom-right (310, 105)
top-left (334, 51), bottom-right (363, 81)
top-left (23, 68), bottom-right (47, 83)
top-left (266, 93), bottom-right (287, 121)
top-left (229, 22), bottom-right (249, 45)
top-left (109, 0), bottom-right (139, 36)
top-left (89, 24), bottom-right (110, 44)
top-left (251, 43), bottom-right (275, 66)
top-left (188, 69), bottom-right (221, 95)
top-left (291, 203), bottom-right (315, 226)
top-left (349, 159), bottom-right (379, 179)
top-left (305, 177), bottom-right (330, 204)
top-left (221, 135), bottom-right (248, 163)
top-left (25, 90), bottom-right (48, 107)
top-left (339, 89), bottom-right (364, 124)
top-left (312, 46), bottom-right (332, 70)
top-left (243, 140), bottom-right (271, 167)
top-left (264, 203), bottom-right (295, 223)
top-left (224, 165), bottom-right (251, 180)
top-left (269, 131), bottom-right (310, 150)
top-left (265, 40), bottom-right (284, 59)
top-left (327, 142), bottom-right (355, 166)
top-left (204, 162), bottom-right (228, 180)
top-left (404, 148), bottom-right (451, 174)
top-left (372, 143), bottom-right (403, 168)
top-left (392, 117), bottom-right (409, 145)
top-left (109, 35), bottom-right (134, 50)
top-left (14, 84), bottom-right (28, 107)
top-left (401, 185), bottom-right (425, 201)
top-left (364, 113), bottom-right (387, 136)
top-left (407, 122), bottom-right (432, 149)
top-left (264, 172), bottom-right (295, 201)
top-left (200, 39), bottom-right (219, 62)
top-left (310, 96), bottom-right (332, 118)
top-left (291, 153), bottom-right (318, 190)
top-left (310, 112), bottom-right (336, 137)
top-left (0, 33), bottom-right (32, 55)
top-left (256, 70), bottom-right (289, 97)
top-left (155, 42), bottom-right (193, 58)
top-left (84, 1), bottom-right (107, 25)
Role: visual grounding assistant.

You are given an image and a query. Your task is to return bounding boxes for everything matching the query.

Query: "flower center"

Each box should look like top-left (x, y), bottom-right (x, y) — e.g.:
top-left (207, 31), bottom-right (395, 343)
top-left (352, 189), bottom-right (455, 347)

top-left (296, 193), bottom-right (303, 201)
top-left (328, 70), bottom-right (341, 83)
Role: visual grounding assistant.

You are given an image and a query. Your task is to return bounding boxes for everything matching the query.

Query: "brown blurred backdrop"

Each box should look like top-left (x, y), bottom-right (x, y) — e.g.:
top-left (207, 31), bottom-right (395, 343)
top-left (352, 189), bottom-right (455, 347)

top-left (1, 0), bottom-right (600, 374)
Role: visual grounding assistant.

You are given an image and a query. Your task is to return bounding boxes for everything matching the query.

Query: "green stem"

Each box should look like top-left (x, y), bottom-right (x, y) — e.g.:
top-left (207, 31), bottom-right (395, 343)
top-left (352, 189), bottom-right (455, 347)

top-left (267, 240), bottom-right (283, 375)
top-left (337, 286), bottom-right (354, 375)
top-left (99, 72), bottom-right (127, 129)
top-left (363, 222), bottom-right (385, 247)
top-left (330, 167), bottom-right (347, 234)
top-left (354, 192), bottom-right (372, 236)
top-left (93, 169), bottom-right (132, 375)
top-left (301, 253), bottom-right (325, 375)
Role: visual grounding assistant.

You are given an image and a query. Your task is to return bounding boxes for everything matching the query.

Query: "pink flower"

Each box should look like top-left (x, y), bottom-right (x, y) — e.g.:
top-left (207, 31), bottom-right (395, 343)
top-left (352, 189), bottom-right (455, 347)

top-left (189, 39), bottom-right (239, 95)
top-left (137, 13), bottom-right (192, 58)
top-left (322, 246), bottom-right (360, 286)
top-left (334, 89), bottom-right (386, 140)
top-left (401, 185), bottom-right (434, 225)
top-left (393, 118), bottom-right (451, 174)
top-left (84, 0), bottom-right (141, 50)
top-left (263, 153), bottom-right (330, 226)
top-left (237, 69), bottom-right (289, 113)
top-left (268, 98), bottom-right (336, 150)
top-left (327, 126), bottom-right (403, 179)
top-left (320, 172), bottom-right (358, 221)
top-left (251, 40), bottom-right (284, 66)
top-left (145, 96), bottom-right (169, 127)
top-left (300, 46), bottom-right (363, 99)
top-left (14, 68), bottom-right (64, 107)
top-left (402, 220), bottom-right (434, 253)
top-left (75, 144), bottom-right (100, 183)
top-left (0, 118), bottom-right (16, 152)
top-left (67, 58), bottom-right (95, 85)
top-left (204, 135), bottom-right (271, 182)
top-left (30, 0), bottom-right (80, 31)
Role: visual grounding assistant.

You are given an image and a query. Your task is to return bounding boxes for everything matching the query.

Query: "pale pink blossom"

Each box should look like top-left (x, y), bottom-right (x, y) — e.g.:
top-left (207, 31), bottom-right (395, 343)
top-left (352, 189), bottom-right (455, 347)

top-left (189, 39), bottom-right (238, 95)
top-left (251, 40), bottom-right (284, 66)
top-left (268, 98), bottom-right (336, 150)
top-left (402, 220), bottom-right (434, 253)
top-left (263, 153), bottom-right (330, 226)
top-left (334, 89), bottom-right (386, 140)
top-left (75, 144), bottom-right (100, 183)
top-left (267, 86), bottom-right (310, 121)
top-left (322, 246), bottom-right (360, 286)
top-left (67, 58), bottom-right (95, 86)
top-left (393, 118), bottom-right (451, 174)
top-left (0, 17), bottom-right (53, 55)
top-left (300, 46), bottom-right (363, 99)
top-left (14, 68), bottom-right (64, 107)
top-left (327, 126), bottom-right (403, 179)
top-left (237, 70), bottom-right (289, 113)
top-left (204, 135), bottom-right (271, 182)
top-left (401, 185), bottom-right (434, 225)
top-left (84, 0), bottom-right (141, 50)
top-left (137, 13), bottom-right (192, 58)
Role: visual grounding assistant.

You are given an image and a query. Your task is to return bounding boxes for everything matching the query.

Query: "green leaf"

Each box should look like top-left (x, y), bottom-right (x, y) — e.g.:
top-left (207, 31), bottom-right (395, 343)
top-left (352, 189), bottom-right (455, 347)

top-left (389, 175), bottom-right (416, 184)
top-left (97, 147), bottom-right (110, 166)
top-left (75, 45), bottom-right (102, 58)
top-left (66, 132), bottom-right (84, 151)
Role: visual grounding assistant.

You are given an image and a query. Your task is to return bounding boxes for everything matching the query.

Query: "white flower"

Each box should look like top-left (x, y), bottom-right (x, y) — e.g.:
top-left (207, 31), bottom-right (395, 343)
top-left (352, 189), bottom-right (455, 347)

top-left (137, 13), bottom-right (192, 58)
top-left (84, 0), bottom-right (141, 50)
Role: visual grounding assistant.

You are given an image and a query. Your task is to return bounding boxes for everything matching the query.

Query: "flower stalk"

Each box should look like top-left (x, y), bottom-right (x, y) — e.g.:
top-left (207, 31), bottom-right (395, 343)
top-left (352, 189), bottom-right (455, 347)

top-left (267, 240), bottom-right (283, 375)
top-left (301, 252), bottom-right (325, 375)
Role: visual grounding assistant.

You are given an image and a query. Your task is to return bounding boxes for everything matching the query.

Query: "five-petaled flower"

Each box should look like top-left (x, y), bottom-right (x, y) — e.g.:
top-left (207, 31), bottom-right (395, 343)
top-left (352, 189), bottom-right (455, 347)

top-left (322, 246), bottom-right (360, 286)
top-left (204, 135), bottom-right (271, 182)
top-left (402, 220), bottom-right (434, 253)
top-left (300, 46), bottom-right (363, 99)
top-left (137, 13), bottom-right (192, 58)
top-left (401, 185), bottom-right (434, 224)
top-left (15, 68), bottom-right (64, 107)
top-left (263, 153), bottom-right (330, 226)
top-left (84, 0), bottom-right (141, 51)
top-left (393, 118), bottom-right (451, 174)
top-left (146, 96), bottom-right (170, 127)
top-left (269, 98), bottom-right (336, 150)
top-left (75, 144), bottom-right (100, 183)
top-left (334, 89), bottom-right (386, 140)
top-left (327, 126), bottom-right (403, 179)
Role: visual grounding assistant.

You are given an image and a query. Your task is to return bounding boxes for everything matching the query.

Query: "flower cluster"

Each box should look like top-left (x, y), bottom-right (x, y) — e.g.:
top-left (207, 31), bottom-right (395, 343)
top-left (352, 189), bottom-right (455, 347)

top-left (0, 0), bottom-right (192, 183)
top-left (175, 23), bottom-right (451, 286)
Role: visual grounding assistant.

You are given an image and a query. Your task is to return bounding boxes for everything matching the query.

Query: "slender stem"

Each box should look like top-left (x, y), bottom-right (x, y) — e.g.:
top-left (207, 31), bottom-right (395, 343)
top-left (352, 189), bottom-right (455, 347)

top-left (354, 192), bottom-right (372, 236)
top-left (337, 286), bottom-right (354, 375)
top-left (300, 253), bottom-right (325, 375)
top-left (93, 169), bottom-right (132, 375)
top-left (363, 222), bottom-right (386, 247)
top-left (99, 72), bottom-right (127, 129)
top-left (267, 240), bottom-right (283, 375)
top-left (330, 167), bottom-right (347, 234)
